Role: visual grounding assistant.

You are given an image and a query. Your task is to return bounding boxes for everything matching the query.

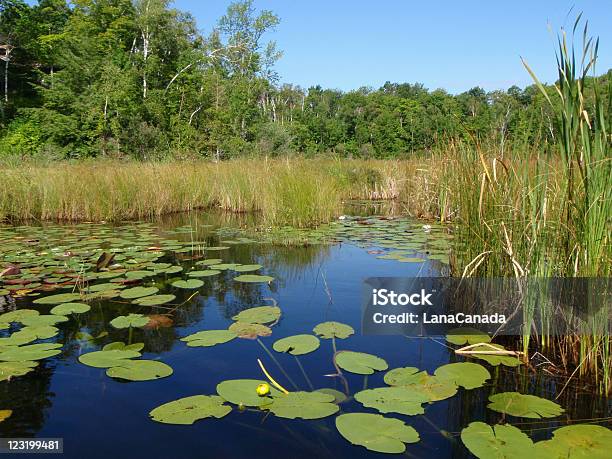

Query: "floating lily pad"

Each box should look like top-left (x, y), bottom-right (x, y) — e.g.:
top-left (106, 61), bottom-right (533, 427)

top-left (268, 391), bottom-right (339, 419)
top-left (233, 264), bottom-right (262, 272)
top-left (534, 424), bottom-right (612, 458)
top-left (355, 387), bottom-right (429, 416)
top-left (336, 351), bottom-right (388, 375)
top-left (384, 367), bottom-right (457, 401)
top-left (20, 315), bottom-right (69, 327)
top-left (188, 270), bottom-right (221, 277)
top-left (50, 302), bottom-right (91, 315)
top-left (150, 395), bottom-right (231, 425)
top-left (119, 286), bottom-right (159, 300)
top-left (461, 422), bottom-right (535, 459)
top-left (110, 314), bottom-right (149, 329)
top-left (232, 306), bottom-right (281, 324)
top-left (78, 349), bottom-right (141, 368)
top-left (446, 327), bottom-right (492, 345)
top-left (335, 413), bottom-right (420, 454)
top-left (467, 344), bottom-right (523, 367)
top-left (488, 392), bottom-right (564, 418)
top-left (384, 367), bottom-right (428, 386)
top-left (181, 330), bottom-right (237, 347)
top-left (106, 360), bottom-right (173, 381)
top-left (0, 309), bottom-right (40, 323)
top-left (132, 294), bottom-right (176, 306)
top-left (171, 279), bottom-right (204, 289)
top-left (233, 274), bottom-right (274, 283)
top-left (12, 325), bottom-right (59, 341)
top-left (0, 360), bottom-right (38, 381)
top-left (434, 362), bottom-right (491, 389)
top-left (196, 259), bottom-right (222, 266)
top-left (33, 292), bottom-right (82, 305)
top-left (273, 334), bottom-right (320, 355)
top-left (228, 322), bottom-right (272, 339)
top-left (313, 321), bottom-right (354, 339)
top-left (216, 379), bottom-right (279, 407)
top-left (316, 388), bottom-right (347, 404)
top-left (0, 343), bottom-right (63, 362)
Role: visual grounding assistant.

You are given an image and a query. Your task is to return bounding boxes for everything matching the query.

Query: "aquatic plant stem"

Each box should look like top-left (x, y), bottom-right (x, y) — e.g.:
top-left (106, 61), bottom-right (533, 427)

top-left (293, 355), bottom-right (314, 391)
top-left (256, 338), bottom-right (299, 391)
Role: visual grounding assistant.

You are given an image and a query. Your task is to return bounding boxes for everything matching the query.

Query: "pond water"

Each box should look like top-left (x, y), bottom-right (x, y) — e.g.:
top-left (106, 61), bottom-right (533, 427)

top-left (0, 210), bottom-right (609, 458)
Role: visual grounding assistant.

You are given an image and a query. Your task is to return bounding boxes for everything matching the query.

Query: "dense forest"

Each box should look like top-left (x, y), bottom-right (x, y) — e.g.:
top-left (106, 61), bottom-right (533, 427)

top-left (0, 0), bottom-right (610, 159)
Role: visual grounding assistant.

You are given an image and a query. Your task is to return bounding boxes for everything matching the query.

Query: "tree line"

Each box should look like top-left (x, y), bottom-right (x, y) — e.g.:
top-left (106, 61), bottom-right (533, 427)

top-left (0, 0), bottom-right (609, 159)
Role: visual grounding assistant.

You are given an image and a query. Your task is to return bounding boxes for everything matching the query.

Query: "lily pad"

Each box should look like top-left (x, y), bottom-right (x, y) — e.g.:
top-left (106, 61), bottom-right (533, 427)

top-left (20, 315), bottom-right (69, 327)
top-left (150, 395), bottom-right (231, 425)
top-left (461, 422), bottom-right (535, 459)
top-left (335, 413), bottom-right (420, 454)
top-left (171, 279), bottom-right (204, 289)
top-left (446, 327), bottom-right (491, 345)
top-left (268, 391), bottom-right (339, 419)
top-left (216, 379), bottom-right (279, 407)
top-left (228, 322), bottom-right (272, 339)
top-left (488, 392), bottom-right (564, 418)
top-left (434, 362), bottom-right (491, 389)
top-left (11, 325), bottom-right (59, 341)
top-left (384, 367), bottom-right (457, 401)
top-left (119, 286), bottom-right (159, 300)
top-left (355, 387), bottom-right (429, 416)
top-left (336, 351), bottom-right (388, 375)
top-left (33, 292), bottom-right (82, 305)
top-left (0, 309), bottom-right (40, 323)
top-left (132, 294), bottom-right (176, 306)
top-left (103, 342), bottom-right (144, 352)
top-left (50, 302), bottom-right (91, 315)
top-left (316, 388), bottom-right (347, 404)
top-left (273, 334), bottom-right (320, 355)
top-left (78, 349), bottom-right (141, 368)
top-left (110, 314), bottom-right (149, 329)
top-left (468, 344), bottom-right (522, 367)
top-left (384, 367), bottom-right (429, 386)
top-left (534, 424), bottom-right (612, 458)
top-left (313, 321), bottom-right (355, 339)
top-left (106, 360), bottom-right (173, 381)
top-left (181, 330), bottom-right (237, 347)
top-left (0, 343), bottom-right (63, 362)
top-left (232, 306), bottom-right (281, 324)
top-left (0, 360), bottom-right (38, 381)
top-left (233, 264), bottom-right (262, 272)
top-left (233, 274), bottom-right (274, 283)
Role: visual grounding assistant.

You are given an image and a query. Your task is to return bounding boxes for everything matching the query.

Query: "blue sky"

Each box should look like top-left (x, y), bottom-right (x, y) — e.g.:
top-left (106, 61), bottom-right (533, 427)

top-left (174, 0), bottom-right (612, 94)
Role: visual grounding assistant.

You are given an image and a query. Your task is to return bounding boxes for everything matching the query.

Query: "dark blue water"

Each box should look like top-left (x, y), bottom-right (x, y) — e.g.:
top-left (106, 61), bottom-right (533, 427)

top-left (0, 217), bottom-right (608, 459)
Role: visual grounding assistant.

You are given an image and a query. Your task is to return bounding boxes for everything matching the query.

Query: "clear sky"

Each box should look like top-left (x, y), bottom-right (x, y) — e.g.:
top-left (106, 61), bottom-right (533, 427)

top-left (173, 0), bottom-right (612, 94)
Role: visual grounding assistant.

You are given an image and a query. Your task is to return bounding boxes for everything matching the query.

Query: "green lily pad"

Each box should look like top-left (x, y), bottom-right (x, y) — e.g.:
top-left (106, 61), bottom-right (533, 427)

top-left (336, 413), bottom-right (420, 454)
top-left (446, 327), bottom-right (491, 345)
top-left (268, 391), bottom-right (339, 419)
top-left (106, 360), bottom-right (173, 381)
top-left (11, 325), bottom-right (59, 341)
top-left (0, 309), bottom-right (40, 323)
top-left (181, 330), bottom-right (237, 347)
top-left (150, 395), bottom-right (231, 425)
top-left (313, 321), bottom-right (355, 339)
top-left (216, 379), bottom-right (279, 407)
top-left (232, 306), bottom-right (281, 324)
top-left (0, 360), bottom-right (38, 381)
top-left (384, 367), bottom-right (457, 401)
top-left (196, 259), bottom-right (222, 266)
top-left (384, 367), bottom-right (429, 386)
top-left (336, 351), bottom-right (388, 375)
top-left (488, 392), bottom-right (564, 418)
top-left (228, 322), bottom-right (272, 339)
top-left (20, 315), bottom-right (69, 327)
top-left (0, 343), bottom-right (63, 362)
top-left (434, 362), bottom-right (491, 389)
top-left (188, 270), bottom-right (221, 278)
top-left (233, 274), bottom-right (274, 283)
top-left (534, 424), bottom-right (612, 458)
top-left (468, 344), bottom-right (523, 367)
top-left (119, 286), bottom-right (159, 299)
top-left (110, 314), bottom-right (149, 329)
top-left (33, 292), bottom-right (82, 305)
top-left (316, 388), bottom-right (347, 404)
top-left (461, 422), bottom-right (535, 459)
top-left (355, 387), bottom-right (429, 416)
top-left (78, 349), bottom-right (141, 368)
top-left (273, 334), bottom-right (320, 355)
top-left (103, 342), bottom-right (144, 352)
top-left (50, 303), bottom-right (91, 315)
top-left (132, 294), bottom-right (176, 306)
top-left (233, 264), bottom-right (262, 272)
top-left (171, 279), bottom-right (204, 289)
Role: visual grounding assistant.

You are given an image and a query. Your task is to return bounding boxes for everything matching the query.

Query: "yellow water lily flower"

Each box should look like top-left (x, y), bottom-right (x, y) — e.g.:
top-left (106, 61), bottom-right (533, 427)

top-left (256, 383), bottom-right (270, 396)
